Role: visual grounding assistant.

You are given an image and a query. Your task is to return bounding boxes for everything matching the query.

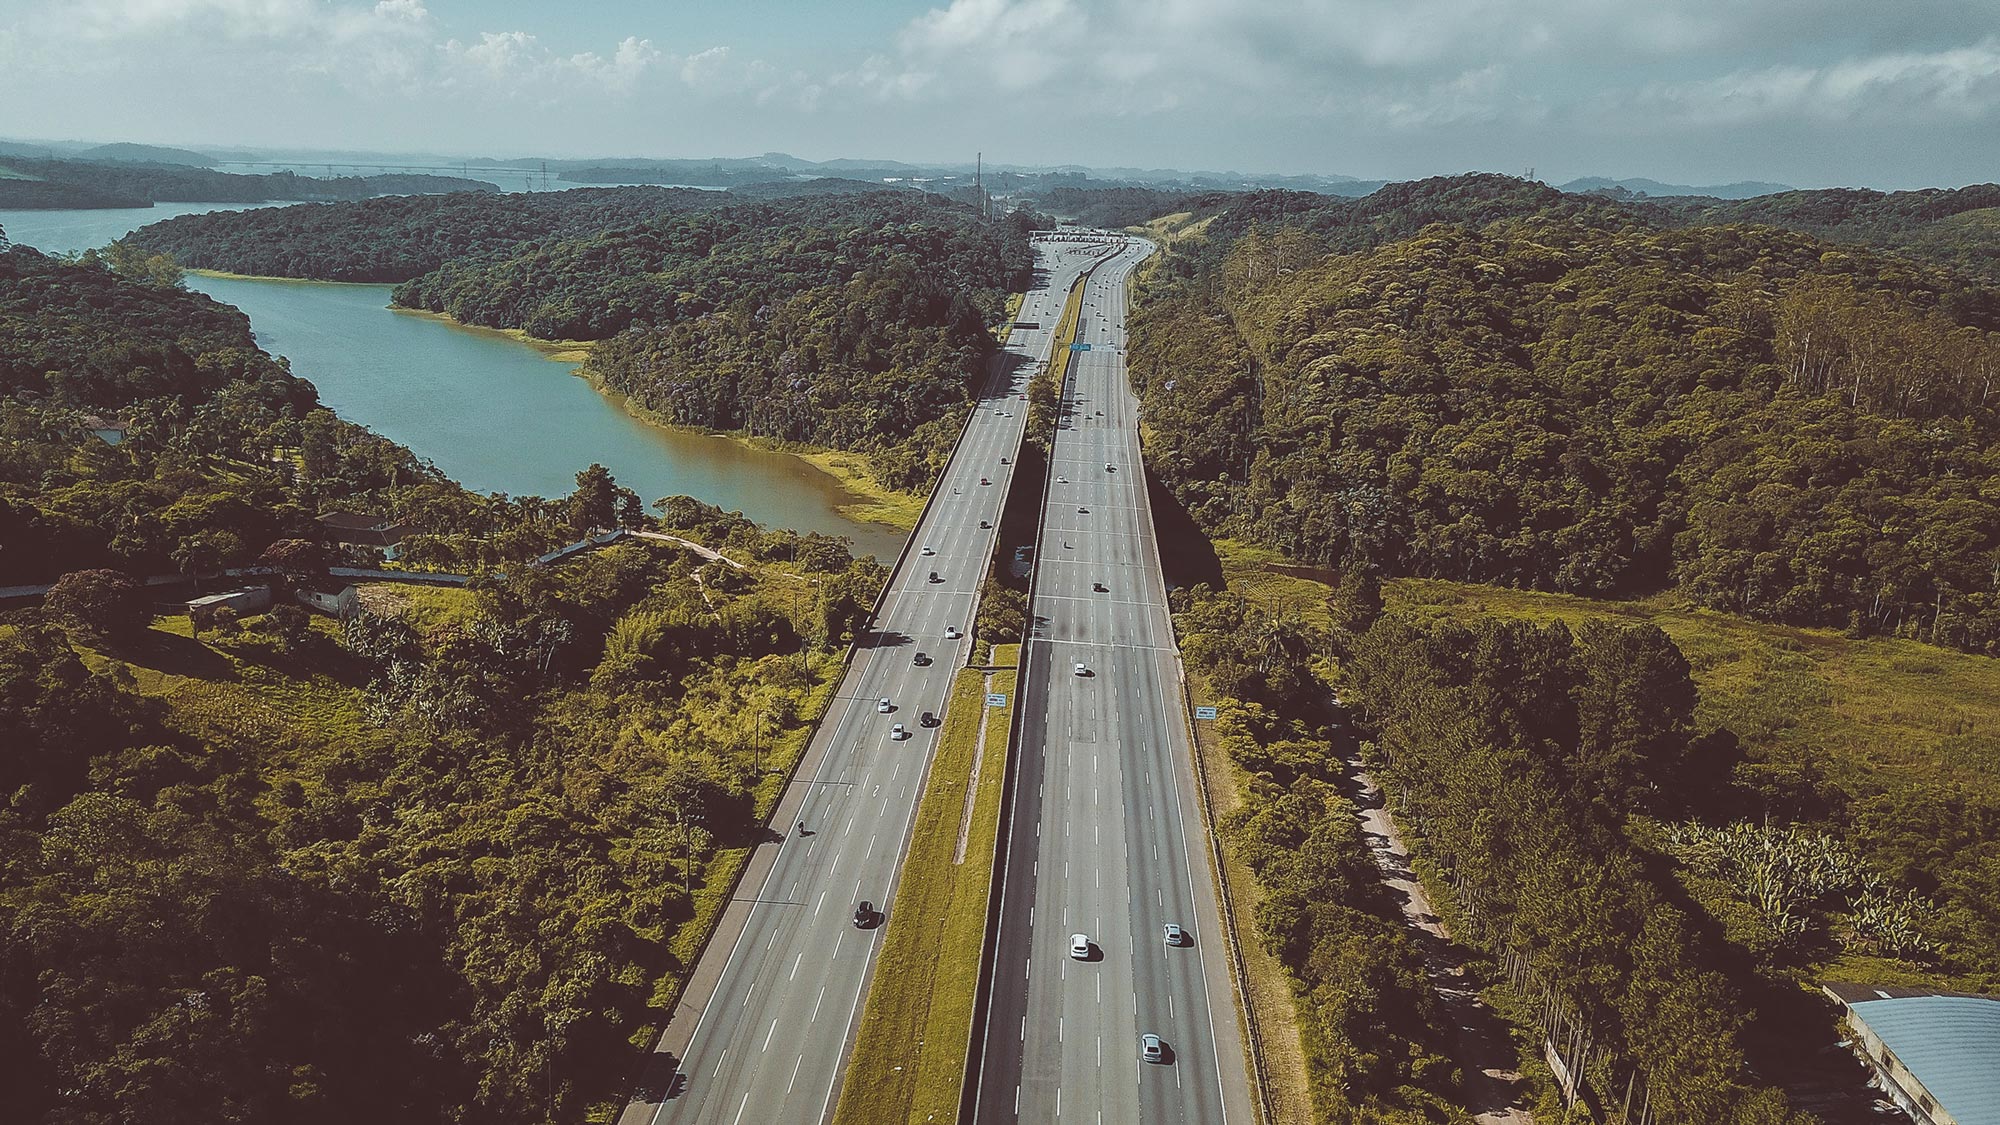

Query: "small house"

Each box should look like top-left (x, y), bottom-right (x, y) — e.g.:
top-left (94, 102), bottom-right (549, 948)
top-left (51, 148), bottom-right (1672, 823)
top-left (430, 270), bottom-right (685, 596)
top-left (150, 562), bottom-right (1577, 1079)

top-left (295, 583), bottom-right (359, 618)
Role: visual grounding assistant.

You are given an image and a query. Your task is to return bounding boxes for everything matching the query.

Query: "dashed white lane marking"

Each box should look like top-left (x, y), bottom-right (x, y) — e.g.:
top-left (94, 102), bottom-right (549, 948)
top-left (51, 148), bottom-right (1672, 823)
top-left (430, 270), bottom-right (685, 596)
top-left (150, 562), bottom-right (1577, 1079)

top-left (762, 1018), bottom-right (779, 1051)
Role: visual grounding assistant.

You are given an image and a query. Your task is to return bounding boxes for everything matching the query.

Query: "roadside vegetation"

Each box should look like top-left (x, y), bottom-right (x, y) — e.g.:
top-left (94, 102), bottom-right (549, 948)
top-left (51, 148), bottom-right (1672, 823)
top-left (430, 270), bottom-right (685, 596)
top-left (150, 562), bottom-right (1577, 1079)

top-left (1, 514), bottom-right (887, 1123)
top-left (1174, 534), bottom-right (2000, 1124)
top-left (837, 644), bottom-right (1018, 1125)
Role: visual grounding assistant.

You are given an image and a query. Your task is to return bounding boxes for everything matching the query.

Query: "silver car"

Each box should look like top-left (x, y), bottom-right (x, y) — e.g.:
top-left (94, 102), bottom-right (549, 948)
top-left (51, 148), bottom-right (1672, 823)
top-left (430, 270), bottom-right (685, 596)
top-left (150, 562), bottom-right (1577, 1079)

top-left (1141, 1034), bottom-right (1166, 1063)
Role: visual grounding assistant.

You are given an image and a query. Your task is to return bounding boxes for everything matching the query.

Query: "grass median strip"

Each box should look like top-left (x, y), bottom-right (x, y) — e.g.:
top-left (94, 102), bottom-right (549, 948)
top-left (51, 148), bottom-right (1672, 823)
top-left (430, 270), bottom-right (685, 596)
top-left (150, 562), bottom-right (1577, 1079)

top-left (836, 645), bottom-right (1019, 1125)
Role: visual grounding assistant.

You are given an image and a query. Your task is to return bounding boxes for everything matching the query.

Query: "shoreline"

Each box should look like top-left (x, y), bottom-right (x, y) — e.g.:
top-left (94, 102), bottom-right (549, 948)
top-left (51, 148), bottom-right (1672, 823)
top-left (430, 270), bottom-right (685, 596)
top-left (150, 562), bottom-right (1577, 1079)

top-left (193, 274), bottom-right (923, 537)
top-left (573, 364), bottom-right (925, 533)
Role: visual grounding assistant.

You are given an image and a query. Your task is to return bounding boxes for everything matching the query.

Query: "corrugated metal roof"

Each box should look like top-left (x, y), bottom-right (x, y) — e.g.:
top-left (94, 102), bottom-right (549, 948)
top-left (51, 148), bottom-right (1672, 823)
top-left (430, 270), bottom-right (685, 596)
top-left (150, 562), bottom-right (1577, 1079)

top-left (1851, 995), bottom-right (2000, 1125)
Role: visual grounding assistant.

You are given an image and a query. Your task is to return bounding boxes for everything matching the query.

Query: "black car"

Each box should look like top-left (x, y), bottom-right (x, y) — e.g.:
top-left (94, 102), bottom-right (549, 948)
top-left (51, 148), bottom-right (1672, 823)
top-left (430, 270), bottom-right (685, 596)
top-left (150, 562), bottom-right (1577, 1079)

top-left (913, 651), bottom-right (931, 666)
top-left (854, 901), bottom-right (875, 927)
top-left (920, 711), bottom-right (940, 728)
top-left (1093, 581), bottom-right (1107, 592)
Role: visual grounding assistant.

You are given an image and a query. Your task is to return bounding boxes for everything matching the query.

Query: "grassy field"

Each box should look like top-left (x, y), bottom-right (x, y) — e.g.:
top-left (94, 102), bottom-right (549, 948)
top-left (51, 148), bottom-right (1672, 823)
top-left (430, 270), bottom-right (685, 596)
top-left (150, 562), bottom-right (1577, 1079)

top-left (86, 612), bottom-right (378, 780)
top-left (835, 643), bottom-right (1019, 1125)
top-left (787, 446), bottom-right (929, 531)
top-left (1208, 538), bottom-right (2000, 801)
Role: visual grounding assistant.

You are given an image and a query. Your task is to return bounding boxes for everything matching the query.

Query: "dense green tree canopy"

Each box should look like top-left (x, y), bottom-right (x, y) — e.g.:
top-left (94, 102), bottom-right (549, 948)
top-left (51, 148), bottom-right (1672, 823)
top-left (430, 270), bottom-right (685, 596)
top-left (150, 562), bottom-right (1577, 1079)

top-left (1129, 176), bottom-right (2000, 653)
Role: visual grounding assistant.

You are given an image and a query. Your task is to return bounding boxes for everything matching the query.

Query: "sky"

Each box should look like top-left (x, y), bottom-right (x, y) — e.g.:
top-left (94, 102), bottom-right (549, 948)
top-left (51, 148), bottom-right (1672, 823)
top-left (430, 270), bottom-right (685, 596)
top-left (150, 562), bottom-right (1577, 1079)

top-left (1, 0), bottom-right (1996, 189)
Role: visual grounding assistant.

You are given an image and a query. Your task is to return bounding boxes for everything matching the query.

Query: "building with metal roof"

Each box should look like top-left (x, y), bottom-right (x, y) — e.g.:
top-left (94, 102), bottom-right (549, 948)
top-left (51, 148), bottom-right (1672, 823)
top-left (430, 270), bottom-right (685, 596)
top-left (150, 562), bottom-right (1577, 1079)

top-left (1825, 984), bottom-right (2000, 1125)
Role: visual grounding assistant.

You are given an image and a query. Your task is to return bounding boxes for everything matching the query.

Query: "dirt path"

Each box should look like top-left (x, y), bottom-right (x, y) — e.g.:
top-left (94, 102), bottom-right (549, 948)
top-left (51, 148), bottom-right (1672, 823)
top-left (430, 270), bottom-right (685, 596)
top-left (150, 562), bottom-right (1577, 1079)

top-left (1346, 755), bottom-right (1536, 1125)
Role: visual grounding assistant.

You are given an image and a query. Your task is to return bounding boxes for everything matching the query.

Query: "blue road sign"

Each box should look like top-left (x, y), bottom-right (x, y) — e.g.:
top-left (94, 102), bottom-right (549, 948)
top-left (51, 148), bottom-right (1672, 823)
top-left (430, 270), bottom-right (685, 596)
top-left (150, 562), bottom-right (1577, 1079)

top-left (1194, 706), bottom-right (1218, 720)
top-left (1070, 342), bottom-right (1092, 352)
top-left (987, 693), bottom-right (1008, 707)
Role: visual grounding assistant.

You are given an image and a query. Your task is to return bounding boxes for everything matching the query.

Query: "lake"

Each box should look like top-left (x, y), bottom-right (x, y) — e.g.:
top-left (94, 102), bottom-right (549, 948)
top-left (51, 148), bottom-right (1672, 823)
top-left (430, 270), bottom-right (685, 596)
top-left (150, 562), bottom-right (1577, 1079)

top-left (0, 203), bottom-right (906, 559)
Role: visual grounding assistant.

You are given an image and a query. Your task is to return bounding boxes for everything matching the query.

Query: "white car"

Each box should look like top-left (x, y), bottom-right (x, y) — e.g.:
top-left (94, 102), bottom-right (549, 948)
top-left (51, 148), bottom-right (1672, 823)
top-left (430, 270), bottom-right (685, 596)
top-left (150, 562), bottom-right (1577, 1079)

top-left (1069, 934), bottom-right (1091, 960)
top-left (876, 697), bottom-right (892, 714)
top-left (1163, 923), bottom-right (1185, 946)
top-left (945, 625), bottom-right (962, 639)
top-left (1141, 1034), bottom-right (1166, 1064)
top-left (890, 723), bottom-right (909, 741)
top-left (1056, 476), bottom-right (1068, 484)
top-left (1074, 663), bottom-right (1089, 677)
top-left (921, 545), bottom-right (936, 556)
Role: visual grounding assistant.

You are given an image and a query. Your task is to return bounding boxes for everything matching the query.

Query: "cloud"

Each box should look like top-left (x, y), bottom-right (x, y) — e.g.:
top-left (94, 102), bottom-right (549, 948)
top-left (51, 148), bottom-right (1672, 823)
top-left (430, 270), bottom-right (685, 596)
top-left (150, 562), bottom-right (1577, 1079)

top-left (861, 0), bottom-right (2000, 141)
top-left (1637, 39), bottom-right (2000, 126)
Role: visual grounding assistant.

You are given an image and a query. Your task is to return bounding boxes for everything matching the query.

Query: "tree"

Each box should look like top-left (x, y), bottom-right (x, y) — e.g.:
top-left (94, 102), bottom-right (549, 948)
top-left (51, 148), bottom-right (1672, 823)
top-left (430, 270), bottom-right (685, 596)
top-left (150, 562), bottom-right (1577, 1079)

top-left (1573, 620), bottom-right (1698, 814)
top-left (266, 603), bottom-right (312, 653)
top-left (569, 463), bottom-right (618, 533)
top-left (260, 537), bottom-right (330, 580)
top-left (171, 529), bottom-right (245, 594)
top-left (1327, 568), bottom-right (1384, 656)
top-left (43, 569), bottom-right (151, 640)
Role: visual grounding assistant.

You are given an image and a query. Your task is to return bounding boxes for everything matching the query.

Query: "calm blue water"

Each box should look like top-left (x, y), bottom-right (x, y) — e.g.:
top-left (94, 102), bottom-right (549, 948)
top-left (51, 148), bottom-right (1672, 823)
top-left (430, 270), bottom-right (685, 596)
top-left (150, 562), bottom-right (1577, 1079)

top-left (0, 203), bottom-right (904, 558)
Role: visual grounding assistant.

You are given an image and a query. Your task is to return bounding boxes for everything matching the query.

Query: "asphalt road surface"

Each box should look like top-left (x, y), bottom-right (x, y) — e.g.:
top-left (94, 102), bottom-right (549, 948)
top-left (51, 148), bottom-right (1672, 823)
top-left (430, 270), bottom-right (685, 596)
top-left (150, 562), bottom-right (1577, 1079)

top-left (623, 240), bottom-right (1112, 1125)
top-left (972, 238), bottom-right (1256, 1124)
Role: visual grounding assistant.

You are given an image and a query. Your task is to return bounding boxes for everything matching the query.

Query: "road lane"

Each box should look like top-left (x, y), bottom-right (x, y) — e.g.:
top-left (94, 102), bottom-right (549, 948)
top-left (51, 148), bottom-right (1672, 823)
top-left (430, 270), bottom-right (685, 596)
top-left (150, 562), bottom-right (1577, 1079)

top-left (622, 241), bottom-right (1107, 1125)
top-left (972, 236), bottom-right (1255, 1125)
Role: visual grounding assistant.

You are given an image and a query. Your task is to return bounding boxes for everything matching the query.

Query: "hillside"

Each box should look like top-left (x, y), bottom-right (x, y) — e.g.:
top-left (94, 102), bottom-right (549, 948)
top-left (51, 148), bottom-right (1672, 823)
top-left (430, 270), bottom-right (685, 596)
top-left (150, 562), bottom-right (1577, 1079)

top-left (1562, 176), bottom-right (1793, 199)
top-left (0, 157), bottom-right (495, 211)
top-left (1642, 184), bottom-right (2000, 281)
top-left (122, 186), bottom-right (711, 282)
top-left (73, 141), bottom-right (217, 166)
top-left (394, 192), bottom-right (1035, 488)
top-left (1128, 174), bottom-right (2000, 656)
top-left (0, 242), bottom-right (441, 584)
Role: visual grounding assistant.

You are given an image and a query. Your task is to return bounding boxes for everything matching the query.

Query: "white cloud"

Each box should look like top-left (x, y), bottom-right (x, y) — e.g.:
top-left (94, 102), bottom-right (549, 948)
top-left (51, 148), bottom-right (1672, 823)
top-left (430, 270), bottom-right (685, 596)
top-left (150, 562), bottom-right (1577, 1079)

top-left (1636, 39), bottom-right (2000, 125)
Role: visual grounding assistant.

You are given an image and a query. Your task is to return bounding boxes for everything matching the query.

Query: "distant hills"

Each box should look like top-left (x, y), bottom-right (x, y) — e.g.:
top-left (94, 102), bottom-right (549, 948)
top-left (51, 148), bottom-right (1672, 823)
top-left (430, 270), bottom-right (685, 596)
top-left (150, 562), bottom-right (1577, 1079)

top-left (0, 158), bottom-right (496, 210)
top-left (72, 142), bottom-right (218, 167)
top-left (1560, 175), bottom-right (1794, 199)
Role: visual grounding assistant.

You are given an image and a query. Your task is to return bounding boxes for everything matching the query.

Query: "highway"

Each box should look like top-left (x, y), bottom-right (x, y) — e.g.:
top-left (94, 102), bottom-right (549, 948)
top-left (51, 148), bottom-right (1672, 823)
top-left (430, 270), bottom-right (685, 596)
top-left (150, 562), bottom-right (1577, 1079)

top-left (620, 239), bottom-right (1113, 1125)
top-left (971, 237), bottom-right (1256, 1124)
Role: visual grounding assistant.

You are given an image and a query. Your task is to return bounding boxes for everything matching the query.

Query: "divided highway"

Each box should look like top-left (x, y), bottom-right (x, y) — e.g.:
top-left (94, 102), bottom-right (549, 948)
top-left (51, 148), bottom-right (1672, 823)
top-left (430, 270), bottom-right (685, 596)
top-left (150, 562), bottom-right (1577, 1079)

top-left (620, 241), bottom-right (1112, 1125)
top-left (971, 238), bottom-right (1256, 1124)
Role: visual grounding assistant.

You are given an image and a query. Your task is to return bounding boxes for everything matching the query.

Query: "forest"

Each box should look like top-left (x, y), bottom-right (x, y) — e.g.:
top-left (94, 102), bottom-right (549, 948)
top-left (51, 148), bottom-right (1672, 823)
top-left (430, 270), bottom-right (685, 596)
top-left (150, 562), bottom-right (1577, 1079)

top-left (1173, 561), bottom-right (1999, 1125)
top-left (1640, 184), bottom-right (2000, 283)
top-left (0, 242), bottom-right (430, 585)
top-left (0, 158), bottom-right (494, 210)
top-left (393, 192), bottom-right (1037, 488)
top-left (120, 186), bottom-right (717, 282)
top-left (1, 232), bottom-right (896, 1123)
top-left (1127, 174), bottom-right (2000, 655)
